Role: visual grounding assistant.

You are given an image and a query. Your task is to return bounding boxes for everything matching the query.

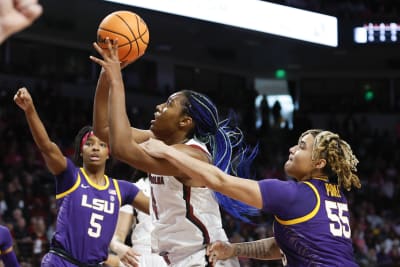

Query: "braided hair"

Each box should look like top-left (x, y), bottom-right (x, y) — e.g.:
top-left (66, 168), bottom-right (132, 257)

top-left (180, 90), bottom-right (259, 222)
top-left (301, 129), bottom-right (361, 191)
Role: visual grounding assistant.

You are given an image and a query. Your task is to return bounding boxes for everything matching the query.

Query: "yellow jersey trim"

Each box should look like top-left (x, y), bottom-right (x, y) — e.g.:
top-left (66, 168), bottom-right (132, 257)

top-left (81, 168), bottom-right (109, 190)
top-left (274, 181), bottom-right (320, 225)
top-left (56, 172), bottom-right (81, 200)
top-left (312, 176), bottom-right (328, 182)
top-left (113, 179), bottom-right (122, 207)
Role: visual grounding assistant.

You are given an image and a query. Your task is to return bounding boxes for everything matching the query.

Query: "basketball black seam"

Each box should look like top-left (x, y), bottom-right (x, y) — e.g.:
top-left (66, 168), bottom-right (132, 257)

top-left (115, 14), bottom-right (137, 59)
top-left (139, 28), bottom-right (149, 45)
top-left (98, 27), bottom-right (131, 44)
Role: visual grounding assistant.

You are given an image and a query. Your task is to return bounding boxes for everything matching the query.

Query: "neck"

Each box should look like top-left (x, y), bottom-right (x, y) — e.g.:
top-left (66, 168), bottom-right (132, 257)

top-left (161, 134), bottom-right (190, 145)
top-left (82, 166), bottom-right (106, 185)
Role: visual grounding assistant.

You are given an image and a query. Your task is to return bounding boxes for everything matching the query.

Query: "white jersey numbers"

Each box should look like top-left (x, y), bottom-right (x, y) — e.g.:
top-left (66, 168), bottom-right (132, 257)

top-left (325, 200), bottom-right (351, 238)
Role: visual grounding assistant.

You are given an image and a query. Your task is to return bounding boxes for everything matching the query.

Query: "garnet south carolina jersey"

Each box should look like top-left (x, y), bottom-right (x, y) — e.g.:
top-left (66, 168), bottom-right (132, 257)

top-left (259, 178), bottom-right (358, 267)
top-left (149, 138), bottom-right (230, 265)
top-left (50, 158), bottom-right (139, 264)
top-left (0, 225), bottom-right (19, 267)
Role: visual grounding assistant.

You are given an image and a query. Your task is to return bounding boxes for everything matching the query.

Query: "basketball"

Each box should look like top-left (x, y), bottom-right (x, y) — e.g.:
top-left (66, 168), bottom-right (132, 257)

top-left (97, 11), bottom-right (149, 62)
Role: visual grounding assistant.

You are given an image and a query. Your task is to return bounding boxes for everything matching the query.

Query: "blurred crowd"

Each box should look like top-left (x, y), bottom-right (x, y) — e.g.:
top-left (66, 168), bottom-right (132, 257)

top-left (0, 73), bottom-right (399, 267)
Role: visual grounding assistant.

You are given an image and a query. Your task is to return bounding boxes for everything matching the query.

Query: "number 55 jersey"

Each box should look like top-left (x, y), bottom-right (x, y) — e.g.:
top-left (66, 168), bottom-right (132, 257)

top-left (258, 177), bottom-right (358, 267)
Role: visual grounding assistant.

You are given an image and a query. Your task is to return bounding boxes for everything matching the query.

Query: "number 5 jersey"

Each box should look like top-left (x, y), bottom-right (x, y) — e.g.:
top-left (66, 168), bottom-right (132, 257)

top-left (50, 158), bottom-right (140, 264)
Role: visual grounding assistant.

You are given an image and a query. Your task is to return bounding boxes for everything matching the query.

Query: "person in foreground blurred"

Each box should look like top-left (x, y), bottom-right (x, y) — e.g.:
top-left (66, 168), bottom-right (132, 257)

top-left (0, 0), bottom-right (42, 44)
top-left (141, 129), bottom-right (361, 266)
top-left (0, 225), bottom-right (20, 267)
top-left (109, 177), bottom-right (167, 267)
top-left (14, 87), bottom-right (149, 267)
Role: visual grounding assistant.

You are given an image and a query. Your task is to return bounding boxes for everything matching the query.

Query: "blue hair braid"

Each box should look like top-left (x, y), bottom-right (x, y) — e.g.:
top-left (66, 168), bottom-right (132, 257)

top-left (181, 91), bottom-right (260, 223)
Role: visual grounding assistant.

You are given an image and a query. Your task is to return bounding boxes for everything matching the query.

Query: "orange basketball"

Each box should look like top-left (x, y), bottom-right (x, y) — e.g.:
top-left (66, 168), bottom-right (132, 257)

top-left (97, 11), bottom-right (149, 62)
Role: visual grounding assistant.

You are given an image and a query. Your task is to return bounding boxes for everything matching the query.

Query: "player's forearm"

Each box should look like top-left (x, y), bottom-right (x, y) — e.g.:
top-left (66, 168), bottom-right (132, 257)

top-left (24, 105), bottom-right (53, 151)
top-left (93, 70), bottom-right (110, 143)
top-left (108, 79), bottom-right (133, 157)
top-left (232, 237), bottom-right (281, 260)
top-left (164, 147), bottom-right (225, 189)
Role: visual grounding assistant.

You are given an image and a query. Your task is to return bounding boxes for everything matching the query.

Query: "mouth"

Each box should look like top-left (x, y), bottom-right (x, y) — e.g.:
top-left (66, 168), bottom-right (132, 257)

top-left (89, 155), bottom-right (100, 161)
top-left (151, 111), bottom-right (161, 124)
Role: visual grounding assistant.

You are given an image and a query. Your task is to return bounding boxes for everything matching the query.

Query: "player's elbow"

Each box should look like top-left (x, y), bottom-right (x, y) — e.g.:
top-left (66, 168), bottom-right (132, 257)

top-left (108, 141), bottom-right (136, 166)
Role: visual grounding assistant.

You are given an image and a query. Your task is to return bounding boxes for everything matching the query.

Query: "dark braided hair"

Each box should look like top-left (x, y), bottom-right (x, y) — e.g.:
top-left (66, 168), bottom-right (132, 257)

top-left (180, 90), bottom-right (259, 222)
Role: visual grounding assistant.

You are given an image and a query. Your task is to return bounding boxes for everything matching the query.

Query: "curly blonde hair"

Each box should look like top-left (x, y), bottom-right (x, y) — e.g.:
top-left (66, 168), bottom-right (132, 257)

top-left (300, 129), bottom-right (361, 191)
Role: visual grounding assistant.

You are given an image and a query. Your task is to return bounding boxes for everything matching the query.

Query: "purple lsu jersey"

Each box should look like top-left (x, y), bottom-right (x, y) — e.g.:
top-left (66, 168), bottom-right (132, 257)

top-left (46, 158), bottom-right (139, 265)
top-left (0, 225), bottom-right (19, 266)
top-left (259, 178), bottom-right (358, 267)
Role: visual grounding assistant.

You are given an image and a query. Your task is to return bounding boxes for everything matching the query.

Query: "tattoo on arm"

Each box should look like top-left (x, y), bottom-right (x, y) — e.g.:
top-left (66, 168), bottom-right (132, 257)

top-left (233, 239), bottom-right (280, 260)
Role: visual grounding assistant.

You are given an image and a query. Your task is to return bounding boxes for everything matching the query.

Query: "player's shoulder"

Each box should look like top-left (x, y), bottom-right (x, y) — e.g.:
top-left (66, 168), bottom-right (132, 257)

top-left (113, 178), bottom-right (136, 189)
top-left (0, 225), bottom-right (12, 239)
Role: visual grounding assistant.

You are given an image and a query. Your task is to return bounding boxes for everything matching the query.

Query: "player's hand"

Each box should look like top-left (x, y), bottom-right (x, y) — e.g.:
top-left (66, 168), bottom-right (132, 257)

top-left (119, 247), bottom-right (141, 267)
top-left (0, 0), bottom-right (42, 43)
top-left (90, 38), bottom-right (123, 83)
top-left (207, 241), bottom-right (234, 264)
top-left (140, 138), bottom-right (170, 158)
top-left (13, 87), bottom-right (34, 112)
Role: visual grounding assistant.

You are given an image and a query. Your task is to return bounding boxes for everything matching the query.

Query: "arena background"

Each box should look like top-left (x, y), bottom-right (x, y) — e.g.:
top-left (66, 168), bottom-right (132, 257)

top-left (1, 0), bottom-right (399, 266)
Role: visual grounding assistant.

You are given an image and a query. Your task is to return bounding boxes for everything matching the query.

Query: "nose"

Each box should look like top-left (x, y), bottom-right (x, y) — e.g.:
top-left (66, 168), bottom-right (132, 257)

top-left (289, 145), bottom-right (297, 154)
top-left (92, 142), bottom-right (100, 151)
top-left (156, 103), bottom-right (164, 111)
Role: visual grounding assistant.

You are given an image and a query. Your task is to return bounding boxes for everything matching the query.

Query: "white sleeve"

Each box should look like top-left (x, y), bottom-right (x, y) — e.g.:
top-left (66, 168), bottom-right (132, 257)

top-left (120, 204), bottom-right (134, 214)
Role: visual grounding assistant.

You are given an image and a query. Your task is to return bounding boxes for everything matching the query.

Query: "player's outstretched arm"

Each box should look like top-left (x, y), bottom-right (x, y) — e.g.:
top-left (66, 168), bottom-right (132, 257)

top-left (14, 87), bottom-right (66, 175)
top-left (207, 238), bottom-right (281, 264)
top-left (141, 138), bottom-right (263, 208)
top-left (93, 67), bottom-right (112, 143)
top-left (92, 60), bottom-right (152, 145)
top-left (0, 0), bottom-right (42, 44)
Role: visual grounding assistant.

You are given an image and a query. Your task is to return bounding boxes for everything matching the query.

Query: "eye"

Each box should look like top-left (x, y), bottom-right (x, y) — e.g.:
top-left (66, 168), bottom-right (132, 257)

top-left (299, 142), bottom-right (306, 149)
top-left (100, 143), bottom-right (107, 148)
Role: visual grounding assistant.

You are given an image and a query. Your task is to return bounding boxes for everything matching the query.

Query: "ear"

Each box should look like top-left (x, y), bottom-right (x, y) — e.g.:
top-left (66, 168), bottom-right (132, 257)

top-left (314, 159), bottom-right (327, 170)
top-left (179, 115), bottom-right (193, 128)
